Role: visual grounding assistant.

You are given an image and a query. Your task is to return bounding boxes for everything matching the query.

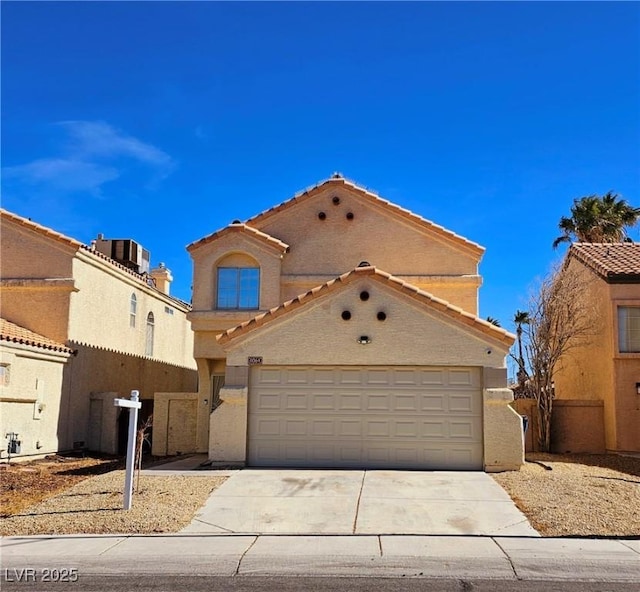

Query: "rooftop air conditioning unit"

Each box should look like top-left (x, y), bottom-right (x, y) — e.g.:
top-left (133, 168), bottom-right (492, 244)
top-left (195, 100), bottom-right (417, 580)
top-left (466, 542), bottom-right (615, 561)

top-left (95, 237), bottom-right (150, 274)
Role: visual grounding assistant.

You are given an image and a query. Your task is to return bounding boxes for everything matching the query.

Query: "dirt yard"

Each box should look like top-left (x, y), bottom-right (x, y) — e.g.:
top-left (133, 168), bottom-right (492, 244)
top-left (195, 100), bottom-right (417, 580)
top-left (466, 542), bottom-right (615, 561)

top-left (493, 453), bottom-right (640, 537)
top-left (1, 454), bottom-right (122, 517)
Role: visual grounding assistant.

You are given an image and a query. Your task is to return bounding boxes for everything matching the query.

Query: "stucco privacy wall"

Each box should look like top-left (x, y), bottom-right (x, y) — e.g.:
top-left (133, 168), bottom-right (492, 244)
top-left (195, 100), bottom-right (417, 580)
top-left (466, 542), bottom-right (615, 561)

top-left (251, 183), bottom-right (482, 313)
top-left (0, 342), bottom-right (71, 459)
top-left (210, 275), bottom-right (522, 470)
top-left (60, 345), bottom-right (197, 451)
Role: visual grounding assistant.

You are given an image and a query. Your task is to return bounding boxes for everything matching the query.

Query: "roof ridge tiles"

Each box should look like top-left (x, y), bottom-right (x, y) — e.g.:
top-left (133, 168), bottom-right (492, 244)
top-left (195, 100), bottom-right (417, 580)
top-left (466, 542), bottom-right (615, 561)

top-left (186, 222), bottom-right (289, 253)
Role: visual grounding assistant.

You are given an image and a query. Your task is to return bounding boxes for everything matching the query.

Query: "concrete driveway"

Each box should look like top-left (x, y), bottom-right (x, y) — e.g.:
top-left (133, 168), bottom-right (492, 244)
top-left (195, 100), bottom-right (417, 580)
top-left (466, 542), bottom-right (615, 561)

top-left (182, 469), bottom-right (539, 536)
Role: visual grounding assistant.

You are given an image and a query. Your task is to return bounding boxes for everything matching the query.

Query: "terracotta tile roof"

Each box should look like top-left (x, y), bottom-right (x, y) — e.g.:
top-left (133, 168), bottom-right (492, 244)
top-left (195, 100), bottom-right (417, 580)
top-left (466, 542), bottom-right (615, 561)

top-left (569, 243), bottom-right (640, 282)
top-left (0, 318), bottom-right (74, 354)
top-left (245, 176), bottom-right (485, 257)
top-left (187, 223), bottom-right (290, 253)
top-left (1, 209), bottom-right (82, 249)
top-left (217, 266), bottom-right (514, 346)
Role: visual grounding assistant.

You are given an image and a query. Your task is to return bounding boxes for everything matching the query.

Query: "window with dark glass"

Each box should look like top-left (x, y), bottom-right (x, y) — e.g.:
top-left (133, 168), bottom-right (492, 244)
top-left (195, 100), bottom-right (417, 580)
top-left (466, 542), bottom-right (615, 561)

top-left (217, 267), bottom-right (260, 309)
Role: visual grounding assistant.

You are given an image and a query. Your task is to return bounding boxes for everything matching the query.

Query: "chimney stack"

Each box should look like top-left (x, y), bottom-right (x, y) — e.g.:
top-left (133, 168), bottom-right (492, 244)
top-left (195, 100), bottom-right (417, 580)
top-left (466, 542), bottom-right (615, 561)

top-left (149, 262), bottom-right (173, 295)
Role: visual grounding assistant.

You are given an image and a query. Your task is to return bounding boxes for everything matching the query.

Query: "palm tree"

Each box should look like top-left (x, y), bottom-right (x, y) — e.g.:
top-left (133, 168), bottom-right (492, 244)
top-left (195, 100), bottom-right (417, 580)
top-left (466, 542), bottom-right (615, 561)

top-left (553, 192), bottom-right (640, 248)
top-left (486, 316), bottom-right (501, 327)
top-left (514, 310), bottom-right (530, 391)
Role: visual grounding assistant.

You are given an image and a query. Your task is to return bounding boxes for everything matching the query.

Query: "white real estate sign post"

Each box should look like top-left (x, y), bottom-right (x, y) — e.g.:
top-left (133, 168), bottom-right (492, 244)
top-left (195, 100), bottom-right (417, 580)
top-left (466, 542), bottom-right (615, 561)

top-left (113, 390), bottom-right (142, 510)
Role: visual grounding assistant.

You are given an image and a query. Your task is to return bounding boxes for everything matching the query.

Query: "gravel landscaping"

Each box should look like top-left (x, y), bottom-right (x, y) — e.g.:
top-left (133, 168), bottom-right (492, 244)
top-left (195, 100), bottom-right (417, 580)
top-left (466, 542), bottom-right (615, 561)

top-left (0, 470), bottom-right (226, 536)
top-left (493, 453), bottom-right (640, 537)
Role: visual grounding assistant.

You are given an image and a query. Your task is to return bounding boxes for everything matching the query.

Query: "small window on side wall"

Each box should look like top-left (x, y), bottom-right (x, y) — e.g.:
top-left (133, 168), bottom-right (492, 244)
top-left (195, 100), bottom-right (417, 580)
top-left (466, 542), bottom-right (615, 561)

top-left (130, 294), bottom-right (137, 328)
top-left (145, 312), bottom-right (155, 357)
top-left (217, 267), bottom-right (260, 310)
top-left (618, 306), bottom-right (640, 352)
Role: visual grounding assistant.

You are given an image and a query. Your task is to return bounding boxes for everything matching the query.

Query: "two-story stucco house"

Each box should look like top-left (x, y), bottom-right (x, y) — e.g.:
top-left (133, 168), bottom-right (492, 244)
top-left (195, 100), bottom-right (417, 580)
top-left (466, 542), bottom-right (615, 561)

top-left (187, 175), bottom-right (523, 471)
top-left (553, 243), bottom-right (640, 454)
top-left (0, 209), bottom-right (197, 460)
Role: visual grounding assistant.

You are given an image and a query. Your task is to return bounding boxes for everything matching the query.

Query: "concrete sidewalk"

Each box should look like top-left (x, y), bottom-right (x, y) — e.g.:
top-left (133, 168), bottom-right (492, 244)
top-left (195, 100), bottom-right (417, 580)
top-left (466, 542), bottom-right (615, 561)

top-left (2, 534), bottom-right (638, 581)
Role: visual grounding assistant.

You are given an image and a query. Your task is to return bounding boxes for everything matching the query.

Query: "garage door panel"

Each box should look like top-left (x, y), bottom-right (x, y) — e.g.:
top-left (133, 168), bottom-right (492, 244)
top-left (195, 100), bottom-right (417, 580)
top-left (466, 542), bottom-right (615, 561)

top-left (339, 420), bottom-right (361, 437)
top-left (311, 394), bottom-right (334, 410)
top-left (448, 394), bottom-right (474, 412)
top-left (248, 366), bottom-right (483, 470)
top-left (284, 419), bottom-right (306, 436)
top-left (395, 395), bottom-right (418, 411)
top-left (311, 420), bottom-right (335, 436)
top-left (420, 369), bottom-right (446, 385)
top-left (366, 395), bottom-right (391, 411)
top-left (365, 420), bottom-right (390, 437)
top-left (394, 421), bottom-right (419, 437)
top-left (285, 394), bottom-right (307, 410)
top-left (422, 395), bottom-right (446, 411)
top-left (338, 395), bottom-right (362, 410)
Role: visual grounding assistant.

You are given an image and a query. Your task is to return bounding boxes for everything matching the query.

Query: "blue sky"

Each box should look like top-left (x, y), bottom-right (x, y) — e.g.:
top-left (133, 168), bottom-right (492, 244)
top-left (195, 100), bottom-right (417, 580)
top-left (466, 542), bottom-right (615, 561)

top-left (3, 2), bottom-right (639, 345)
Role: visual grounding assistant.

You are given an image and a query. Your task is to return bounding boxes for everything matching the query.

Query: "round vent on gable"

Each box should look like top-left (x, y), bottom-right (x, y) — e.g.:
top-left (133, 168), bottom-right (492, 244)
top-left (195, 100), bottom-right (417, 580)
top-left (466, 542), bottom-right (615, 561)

top-left (332, 196), bottom-right (340, 205)
top-left (318, 212), bottom-right (327, 220)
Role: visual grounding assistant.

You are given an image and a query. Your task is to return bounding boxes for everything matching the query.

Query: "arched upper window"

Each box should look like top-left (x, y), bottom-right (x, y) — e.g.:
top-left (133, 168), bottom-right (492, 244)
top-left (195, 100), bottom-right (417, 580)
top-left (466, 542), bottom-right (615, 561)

top-left (215, 253), bottom-right (260, 310)
top-left (130, 294), bottom-right (137, 328)
top-left (145, 312), bottom-right (154, 357)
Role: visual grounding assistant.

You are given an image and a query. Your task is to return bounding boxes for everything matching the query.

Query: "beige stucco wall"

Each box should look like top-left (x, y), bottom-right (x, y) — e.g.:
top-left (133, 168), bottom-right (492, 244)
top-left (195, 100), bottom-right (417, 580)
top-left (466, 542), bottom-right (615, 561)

top-left (550, 400), bottom-right (605, 453)
top-left (1, 217), bottom-right (76, 279)
top-left (554, 260), bottom-right (640, 452)
top-left (69, 252), bottom-right (195, 369)
top-left (0, 342), bottom-right (71, 460)
top-left (483, 386), bottom-right (524, 472)
top-left (254, 185), bottom-right (480, 279)
top-left (223, 277), bottom-right (509, 368)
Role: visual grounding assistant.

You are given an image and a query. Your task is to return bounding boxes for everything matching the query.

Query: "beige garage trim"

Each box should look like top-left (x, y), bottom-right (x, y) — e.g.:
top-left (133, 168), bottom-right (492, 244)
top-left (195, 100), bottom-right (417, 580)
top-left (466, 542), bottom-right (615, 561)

top-left (248, 365), bottom-right (483, 470)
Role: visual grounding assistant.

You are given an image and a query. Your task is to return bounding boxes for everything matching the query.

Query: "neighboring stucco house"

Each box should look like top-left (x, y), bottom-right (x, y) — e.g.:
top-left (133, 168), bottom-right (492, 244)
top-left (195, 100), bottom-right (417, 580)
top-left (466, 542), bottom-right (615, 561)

top-left (187, 175), bottom-right (522, 471)
top-left (0, 209), bottom-right (197, 460)
top-left (0, 319), bottom-right (74, 458)
top-left (553, 243), bottom-right (640, 454)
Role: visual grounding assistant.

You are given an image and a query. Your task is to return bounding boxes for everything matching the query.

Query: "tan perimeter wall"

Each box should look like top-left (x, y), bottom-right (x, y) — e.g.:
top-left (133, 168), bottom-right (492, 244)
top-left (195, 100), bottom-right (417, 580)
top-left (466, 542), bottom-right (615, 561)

top-left (60, 344), bottom-right (198, 452)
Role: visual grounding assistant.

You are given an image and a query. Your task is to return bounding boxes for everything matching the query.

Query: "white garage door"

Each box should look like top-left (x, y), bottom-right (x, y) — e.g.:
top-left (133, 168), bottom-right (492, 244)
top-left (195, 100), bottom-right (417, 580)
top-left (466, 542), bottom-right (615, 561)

top-left (248, 366), bottom-right (483, 470)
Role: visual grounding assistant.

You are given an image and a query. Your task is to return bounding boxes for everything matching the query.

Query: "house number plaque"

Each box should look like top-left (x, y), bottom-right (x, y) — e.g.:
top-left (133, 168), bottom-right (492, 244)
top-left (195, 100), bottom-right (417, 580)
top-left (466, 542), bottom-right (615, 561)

top-left (248, 356), bottom-right (263, 365)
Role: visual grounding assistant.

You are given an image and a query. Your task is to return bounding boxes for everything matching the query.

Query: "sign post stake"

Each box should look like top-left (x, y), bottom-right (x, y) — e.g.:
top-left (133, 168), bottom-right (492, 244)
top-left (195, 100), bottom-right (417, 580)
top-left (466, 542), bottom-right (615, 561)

top-left (113, 390), bottom-right (142, 510)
